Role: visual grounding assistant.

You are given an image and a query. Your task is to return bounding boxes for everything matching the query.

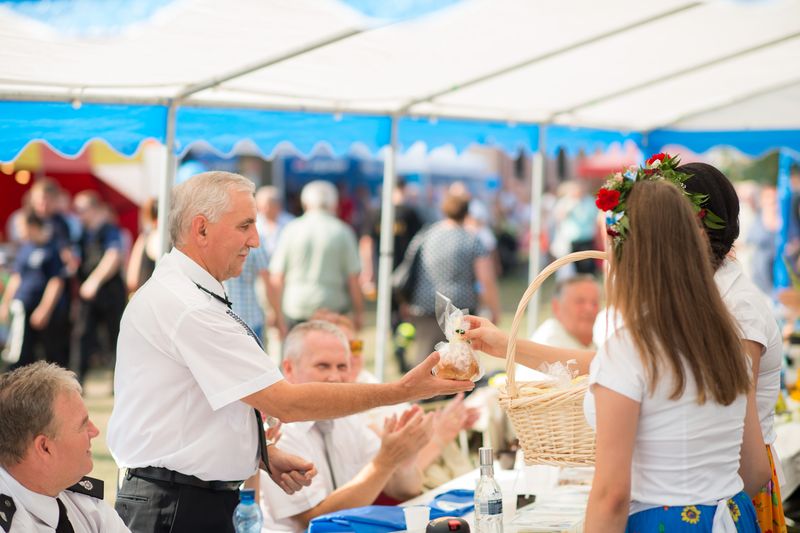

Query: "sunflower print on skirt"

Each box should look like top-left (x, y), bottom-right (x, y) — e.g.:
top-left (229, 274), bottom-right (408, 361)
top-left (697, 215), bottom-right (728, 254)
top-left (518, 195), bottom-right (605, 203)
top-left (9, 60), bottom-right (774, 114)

top-left (625, 490), bottom-right (760, 532)
top-left (681, 506), bottom-right (701, 524)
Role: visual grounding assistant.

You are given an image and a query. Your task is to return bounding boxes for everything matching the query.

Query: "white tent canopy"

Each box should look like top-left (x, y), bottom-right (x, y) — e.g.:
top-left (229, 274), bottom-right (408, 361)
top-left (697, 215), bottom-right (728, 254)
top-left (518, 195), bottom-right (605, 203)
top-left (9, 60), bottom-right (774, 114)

top-left (2, 0), bottom-right (799, 380)
top-left (1, 0), bottom-right (799, 133)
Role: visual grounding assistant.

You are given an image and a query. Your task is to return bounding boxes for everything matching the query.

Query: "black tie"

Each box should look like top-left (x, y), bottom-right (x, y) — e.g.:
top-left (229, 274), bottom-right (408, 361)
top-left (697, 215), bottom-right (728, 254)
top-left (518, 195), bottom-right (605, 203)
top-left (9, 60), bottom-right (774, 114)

top-left (56, 498), bottom-right (75, 533)
top-left (194, 282), bottom-right (271, 474)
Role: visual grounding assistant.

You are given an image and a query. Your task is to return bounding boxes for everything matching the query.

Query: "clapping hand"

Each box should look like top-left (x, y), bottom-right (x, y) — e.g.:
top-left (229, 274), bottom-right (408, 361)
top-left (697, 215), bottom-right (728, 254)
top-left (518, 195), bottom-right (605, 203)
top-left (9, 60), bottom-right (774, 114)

top-left (265, 420), bottom-right (282, 445)
top-left (432, 392), bottom-right (480, 446)
top-left (376, 405), bottom-right (434, 467)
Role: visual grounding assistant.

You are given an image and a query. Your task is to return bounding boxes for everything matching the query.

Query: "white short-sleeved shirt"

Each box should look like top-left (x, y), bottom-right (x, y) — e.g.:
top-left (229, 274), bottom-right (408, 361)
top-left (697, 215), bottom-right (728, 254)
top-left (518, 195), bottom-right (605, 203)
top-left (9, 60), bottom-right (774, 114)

top-left (715, 258), bottom-right (782, 445)
top-left (260, 414), bottom-right (381, 532)
top-left (520, 318), bottom-right (596, 381)
top-left (531, 318), bottom-right (596, 352)
top-left (0, 468), bottom-right (130, 533)
top-left (584, 328), bottom-right (746, 508)
top-left (108, 249), bottom-right (284, 481)
top-left (592, 259), bottom-right (782, 447)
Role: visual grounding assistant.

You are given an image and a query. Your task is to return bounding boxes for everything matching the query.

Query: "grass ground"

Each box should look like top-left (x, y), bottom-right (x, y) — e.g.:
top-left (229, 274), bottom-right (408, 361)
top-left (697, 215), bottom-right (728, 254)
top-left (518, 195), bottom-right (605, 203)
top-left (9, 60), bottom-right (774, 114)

top-left (84, 267), bottom-right (555, 504)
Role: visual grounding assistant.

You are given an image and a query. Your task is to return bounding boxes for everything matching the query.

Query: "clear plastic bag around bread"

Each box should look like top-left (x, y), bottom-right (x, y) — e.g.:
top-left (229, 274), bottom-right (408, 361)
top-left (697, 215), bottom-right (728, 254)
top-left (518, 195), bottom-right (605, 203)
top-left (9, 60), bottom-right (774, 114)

top-left (432, 292), bottom-right (484, 381)
top-left (538, 359), bottom-right (580, 389)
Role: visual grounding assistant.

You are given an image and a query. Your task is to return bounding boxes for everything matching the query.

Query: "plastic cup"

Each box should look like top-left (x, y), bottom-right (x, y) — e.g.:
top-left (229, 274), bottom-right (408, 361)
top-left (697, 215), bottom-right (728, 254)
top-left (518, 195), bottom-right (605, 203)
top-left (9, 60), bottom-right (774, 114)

top-left (403, 505), bottom-right (430, 532)
top-left (502, 493), bottom-right (517, 522)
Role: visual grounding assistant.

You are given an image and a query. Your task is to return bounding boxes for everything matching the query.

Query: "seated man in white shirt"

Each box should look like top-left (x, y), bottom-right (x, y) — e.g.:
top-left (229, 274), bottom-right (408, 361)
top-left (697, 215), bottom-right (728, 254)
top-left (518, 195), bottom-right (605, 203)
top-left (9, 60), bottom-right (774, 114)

top-left (522, 275), bottom-right (600, 380)
top-left (532, 274), bottom-right (599, 350)
top-left (0, 362), bottom-right (130, 532)
top-left (311, 311), bottom-right (478, 489)
top-left (260, 321), bottom-right (432, 532)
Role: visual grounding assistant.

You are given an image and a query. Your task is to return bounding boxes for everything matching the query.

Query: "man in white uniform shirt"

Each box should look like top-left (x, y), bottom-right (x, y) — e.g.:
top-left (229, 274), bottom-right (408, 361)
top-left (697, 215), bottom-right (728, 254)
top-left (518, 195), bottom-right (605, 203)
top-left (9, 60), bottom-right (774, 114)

top-left (520, 275), bottom-right (600, 381)
top-left (532, 275), bottom-right (599, 351)
top-left (261, 321), bottom-right (430, 532)
top-left (108, 171), bottom-right (472, 533)
top-left (0, 362), bottom-right (130, 533)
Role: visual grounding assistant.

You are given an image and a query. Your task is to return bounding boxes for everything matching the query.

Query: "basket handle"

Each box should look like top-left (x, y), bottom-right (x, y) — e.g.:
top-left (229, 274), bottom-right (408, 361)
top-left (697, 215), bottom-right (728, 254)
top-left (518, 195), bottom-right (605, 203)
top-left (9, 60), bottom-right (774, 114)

top-left (504, 250), bottom-right (607, 397)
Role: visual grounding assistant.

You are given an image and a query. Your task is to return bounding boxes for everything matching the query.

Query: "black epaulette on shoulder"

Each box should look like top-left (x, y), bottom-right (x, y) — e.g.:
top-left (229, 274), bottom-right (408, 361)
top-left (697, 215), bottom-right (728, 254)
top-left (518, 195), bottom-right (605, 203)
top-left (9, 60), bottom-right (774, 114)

top-left (0, 493), bottom-right (16, 532)
top-left (66, 476), bottom-right (104, 499)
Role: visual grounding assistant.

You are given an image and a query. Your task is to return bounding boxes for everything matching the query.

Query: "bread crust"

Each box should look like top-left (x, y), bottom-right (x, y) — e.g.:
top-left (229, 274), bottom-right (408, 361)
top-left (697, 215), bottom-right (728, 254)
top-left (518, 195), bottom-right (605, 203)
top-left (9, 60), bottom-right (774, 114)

top-left (435, 358), bottom-right (480, 381)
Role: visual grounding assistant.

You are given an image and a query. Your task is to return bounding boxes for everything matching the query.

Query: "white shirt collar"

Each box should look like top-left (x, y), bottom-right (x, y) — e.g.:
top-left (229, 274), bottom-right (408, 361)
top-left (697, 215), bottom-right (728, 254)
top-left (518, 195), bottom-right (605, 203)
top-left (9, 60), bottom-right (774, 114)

top-left (0, 466), bottom-right (60, 529)
top-left (170, 247), bottom-right (228, 300)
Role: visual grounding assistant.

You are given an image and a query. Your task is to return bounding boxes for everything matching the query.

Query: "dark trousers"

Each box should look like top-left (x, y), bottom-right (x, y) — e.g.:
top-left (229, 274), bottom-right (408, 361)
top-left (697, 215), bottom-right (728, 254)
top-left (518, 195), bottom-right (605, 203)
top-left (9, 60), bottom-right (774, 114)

top-left (9, 307), bottom-right (70, 371)
top-left (74, 286), bottom-right (125, 383)
top-left (571, 238), bottom-right (598, 274)
top-left (115, 474), bottom-right (239, 533)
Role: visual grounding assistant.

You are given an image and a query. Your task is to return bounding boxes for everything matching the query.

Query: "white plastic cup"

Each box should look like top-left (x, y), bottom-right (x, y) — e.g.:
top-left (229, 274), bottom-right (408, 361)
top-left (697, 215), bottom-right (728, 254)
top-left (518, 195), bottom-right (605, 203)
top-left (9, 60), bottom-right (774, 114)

top-left (502, 493), bottom-right (517, 522)
top-left (496, 470), bottom-right (519, 523)
top-left (403, 505), bottom-right (430, 532)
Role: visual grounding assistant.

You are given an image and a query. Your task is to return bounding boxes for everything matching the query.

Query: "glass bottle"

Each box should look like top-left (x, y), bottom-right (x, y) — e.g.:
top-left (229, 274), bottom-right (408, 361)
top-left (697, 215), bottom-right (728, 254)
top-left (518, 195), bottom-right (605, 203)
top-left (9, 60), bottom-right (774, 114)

top-left (475, 447), bottom-right (503, 533)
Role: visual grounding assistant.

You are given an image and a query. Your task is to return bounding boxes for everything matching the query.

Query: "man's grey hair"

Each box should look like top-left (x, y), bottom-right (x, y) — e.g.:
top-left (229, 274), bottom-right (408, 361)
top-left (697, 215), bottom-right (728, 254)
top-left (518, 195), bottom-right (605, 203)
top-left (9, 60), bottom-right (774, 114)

top-left (553, 274), bottom-right (601, 301)
top-left (255, 185), bottom-right (281, 207)
top-left (0, 362), bottom-right (82, 467)
top-left (169, 171), bottom-right (255, 246)
top-left (283, 320), bottom-right (350, 363)
top-left (300, 180), bottom-right (338, 213)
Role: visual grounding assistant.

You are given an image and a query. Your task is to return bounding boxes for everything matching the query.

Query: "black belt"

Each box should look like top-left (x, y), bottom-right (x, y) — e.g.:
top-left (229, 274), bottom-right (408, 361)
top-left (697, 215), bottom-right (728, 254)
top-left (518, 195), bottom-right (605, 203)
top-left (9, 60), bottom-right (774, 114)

top-left (127, 467), bottom-right (243, 492)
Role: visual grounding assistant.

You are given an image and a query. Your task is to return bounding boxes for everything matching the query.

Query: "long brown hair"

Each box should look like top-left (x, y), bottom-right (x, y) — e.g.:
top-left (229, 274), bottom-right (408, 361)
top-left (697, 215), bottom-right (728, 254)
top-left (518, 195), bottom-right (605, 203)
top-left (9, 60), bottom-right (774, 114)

top-left (607, 179), bottom-right (749, 405)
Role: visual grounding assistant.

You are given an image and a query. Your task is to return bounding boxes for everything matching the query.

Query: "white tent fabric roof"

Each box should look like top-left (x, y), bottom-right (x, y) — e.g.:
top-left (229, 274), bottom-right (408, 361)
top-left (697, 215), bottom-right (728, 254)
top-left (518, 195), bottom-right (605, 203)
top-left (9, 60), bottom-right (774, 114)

top-left (1, 0), bottom-right (799, 133)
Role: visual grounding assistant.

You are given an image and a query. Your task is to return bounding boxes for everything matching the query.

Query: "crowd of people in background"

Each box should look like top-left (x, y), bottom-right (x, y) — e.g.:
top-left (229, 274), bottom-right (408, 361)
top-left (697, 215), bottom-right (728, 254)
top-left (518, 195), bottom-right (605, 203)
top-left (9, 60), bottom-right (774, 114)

top-left (0, 168), bottom-right (531, 382)
top-left (0, 180), bottom-right (127, 385)
top-left (0, 161), bottom-right (789, 389)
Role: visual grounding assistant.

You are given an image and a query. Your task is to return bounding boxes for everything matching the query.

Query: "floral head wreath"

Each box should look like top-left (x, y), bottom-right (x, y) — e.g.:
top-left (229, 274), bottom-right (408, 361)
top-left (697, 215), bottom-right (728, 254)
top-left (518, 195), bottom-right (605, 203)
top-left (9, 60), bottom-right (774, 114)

top-left (595, 153), bottom-right (724, 255)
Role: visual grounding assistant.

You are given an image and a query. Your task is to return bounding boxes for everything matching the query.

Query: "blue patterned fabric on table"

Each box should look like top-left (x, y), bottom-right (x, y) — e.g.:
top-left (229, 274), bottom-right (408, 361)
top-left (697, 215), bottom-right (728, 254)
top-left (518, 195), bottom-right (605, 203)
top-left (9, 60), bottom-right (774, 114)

top-left (308, 489), bottom-right (474, 533)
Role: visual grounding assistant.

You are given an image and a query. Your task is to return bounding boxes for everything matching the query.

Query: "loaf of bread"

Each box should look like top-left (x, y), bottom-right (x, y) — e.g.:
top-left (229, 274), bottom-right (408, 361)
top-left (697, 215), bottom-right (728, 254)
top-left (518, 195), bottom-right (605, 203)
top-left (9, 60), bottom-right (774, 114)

top-left (434, 358), bottom-right (480, 381)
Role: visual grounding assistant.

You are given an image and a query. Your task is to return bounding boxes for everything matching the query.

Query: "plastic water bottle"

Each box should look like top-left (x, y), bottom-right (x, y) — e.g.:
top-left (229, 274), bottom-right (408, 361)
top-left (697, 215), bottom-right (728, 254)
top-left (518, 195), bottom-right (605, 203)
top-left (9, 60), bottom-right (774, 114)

top-left (233, 488), bottom-right (263, 533)
top-left (475, 447), bottom-right (503, 533)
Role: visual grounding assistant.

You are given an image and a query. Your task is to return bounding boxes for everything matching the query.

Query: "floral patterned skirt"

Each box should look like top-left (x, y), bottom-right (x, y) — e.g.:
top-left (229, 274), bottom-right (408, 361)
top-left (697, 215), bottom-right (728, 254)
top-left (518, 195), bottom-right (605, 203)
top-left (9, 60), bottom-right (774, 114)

top-left (624, 491), bottom-right (759, 532)
top-left (752, 444), bottom-right (787, 533)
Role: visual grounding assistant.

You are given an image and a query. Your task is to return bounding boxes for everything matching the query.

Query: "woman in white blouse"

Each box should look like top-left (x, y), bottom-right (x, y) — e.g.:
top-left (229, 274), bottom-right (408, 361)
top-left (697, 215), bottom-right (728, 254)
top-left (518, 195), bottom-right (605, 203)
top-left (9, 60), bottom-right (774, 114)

top-left (467, 168), bottom-right (770, 531)
top-left (588, 178), bottom-right (768, 531)
top-left (680, 162), bottom-right (786, 533)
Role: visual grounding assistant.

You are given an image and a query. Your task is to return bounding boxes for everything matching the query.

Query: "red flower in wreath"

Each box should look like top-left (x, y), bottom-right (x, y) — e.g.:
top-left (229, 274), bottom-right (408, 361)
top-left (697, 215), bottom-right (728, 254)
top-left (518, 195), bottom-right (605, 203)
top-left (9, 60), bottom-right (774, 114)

top-left (698, 208), bottom-right (707, 219)
top-left (646, 153), bottom-right (667, 166)
top-left (596, 188), bottom-right (621, 211)
top-left (606, 227), bottom-right (620, 237)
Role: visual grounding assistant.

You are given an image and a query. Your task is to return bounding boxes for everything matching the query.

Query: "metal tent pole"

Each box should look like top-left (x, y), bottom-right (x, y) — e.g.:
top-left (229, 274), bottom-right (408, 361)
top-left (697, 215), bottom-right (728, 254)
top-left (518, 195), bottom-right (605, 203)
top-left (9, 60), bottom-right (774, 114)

top-left (527, 124), bottom-right (547, 337)
top-left (374, 117), bottom-right (399, 382)
top-left (157, 100), bottom-right (178, 257)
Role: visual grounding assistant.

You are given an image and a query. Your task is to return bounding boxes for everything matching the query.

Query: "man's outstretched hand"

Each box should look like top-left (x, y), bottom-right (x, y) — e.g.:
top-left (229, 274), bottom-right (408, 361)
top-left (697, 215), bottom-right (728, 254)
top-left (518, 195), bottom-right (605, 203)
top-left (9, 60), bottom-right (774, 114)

top-left (399, 352), bottom-right (475, 401)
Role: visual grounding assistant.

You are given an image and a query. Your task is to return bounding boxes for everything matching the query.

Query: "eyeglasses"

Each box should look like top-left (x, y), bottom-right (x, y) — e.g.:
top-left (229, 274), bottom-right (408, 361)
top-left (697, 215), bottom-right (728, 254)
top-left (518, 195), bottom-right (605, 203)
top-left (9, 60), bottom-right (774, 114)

top-left (349, 339), bottom-right (364, 355)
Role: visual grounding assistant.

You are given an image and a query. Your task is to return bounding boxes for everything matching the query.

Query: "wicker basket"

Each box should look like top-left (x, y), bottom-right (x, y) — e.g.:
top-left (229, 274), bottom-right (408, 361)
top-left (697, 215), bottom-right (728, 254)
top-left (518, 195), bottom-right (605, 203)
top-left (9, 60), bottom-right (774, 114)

top-left (497, 250), bottom-right (607, 467)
